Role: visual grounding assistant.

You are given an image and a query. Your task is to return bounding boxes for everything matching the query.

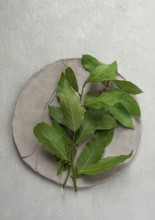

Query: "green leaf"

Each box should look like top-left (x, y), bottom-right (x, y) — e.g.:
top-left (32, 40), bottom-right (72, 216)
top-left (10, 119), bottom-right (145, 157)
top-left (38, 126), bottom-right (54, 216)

top-left (52, 120), bottom-right (71, 144)
top-left (48, 106), bottom-right (66, 126)
top-left (78, 151), bottom-right (133, 175)
top-left (82, 54), bottom-right (102, 72)
top-left (84, 90), bottom-right (124, 109)
top-left (75, 110), bottom-right (100, 144)
top-left (104, 129), bottom-right (114, 146)
top-left (65, 67), bottom-right (78, 92)
top-left (57, 160), bottom-right (65, 176)
top-left (76, 131), bottom-right (112, 173)
top-left (97, 114), bottom-right (117, 130)
top-left (75, 110), bottom-right (116, 144)
top-left (109, 103), bottom-right (134, 129)
top-left (96, 129), bottom-right (114, 146)
top-left (51, 121), bottom-right (72, 159)
top-left (112, 88), bottom-right (141, 117)
top-left (56, 73), bottom-right (66, 98)
top-left (113, 80), bottom-right (143, 94)
top-left (83, 92), bottom-right (96, 106)
top-left (87, 61), bottom-right (117, 83)
top-left (121, 93), bottom-right (141, 116)
top-left (56, 73), bottom-right (85, 132)
top-left (33, 122), bottom-right (68, 160)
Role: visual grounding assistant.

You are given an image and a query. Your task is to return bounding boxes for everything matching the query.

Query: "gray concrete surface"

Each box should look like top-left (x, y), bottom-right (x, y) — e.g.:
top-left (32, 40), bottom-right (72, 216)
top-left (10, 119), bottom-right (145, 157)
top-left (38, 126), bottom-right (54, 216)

top-left (0, 0), bottom-right (154, 220)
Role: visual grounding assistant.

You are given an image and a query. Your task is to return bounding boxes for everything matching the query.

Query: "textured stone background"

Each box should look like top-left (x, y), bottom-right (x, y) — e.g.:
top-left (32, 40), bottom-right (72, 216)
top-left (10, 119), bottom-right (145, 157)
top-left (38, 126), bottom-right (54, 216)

top-left (0, 0), bottom-right (154, 219)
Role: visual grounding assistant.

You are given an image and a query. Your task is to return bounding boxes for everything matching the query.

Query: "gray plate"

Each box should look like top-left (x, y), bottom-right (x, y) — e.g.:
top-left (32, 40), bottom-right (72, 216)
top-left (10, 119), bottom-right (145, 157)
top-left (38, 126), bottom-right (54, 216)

top-left (12, 58), bottom-right (141, 188)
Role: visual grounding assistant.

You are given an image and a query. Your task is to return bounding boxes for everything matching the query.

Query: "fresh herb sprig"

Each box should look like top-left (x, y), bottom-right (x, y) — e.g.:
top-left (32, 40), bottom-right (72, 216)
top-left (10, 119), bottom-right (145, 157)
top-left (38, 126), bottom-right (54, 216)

top-left (33, 54), bottom-right (142, 192)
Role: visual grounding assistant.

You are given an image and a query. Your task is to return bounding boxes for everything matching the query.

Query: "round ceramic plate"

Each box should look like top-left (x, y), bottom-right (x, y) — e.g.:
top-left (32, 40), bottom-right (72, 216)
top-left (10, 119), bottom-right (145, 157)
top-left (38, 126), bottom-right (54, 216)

top-left (13, 58), bottom-right (141, 188)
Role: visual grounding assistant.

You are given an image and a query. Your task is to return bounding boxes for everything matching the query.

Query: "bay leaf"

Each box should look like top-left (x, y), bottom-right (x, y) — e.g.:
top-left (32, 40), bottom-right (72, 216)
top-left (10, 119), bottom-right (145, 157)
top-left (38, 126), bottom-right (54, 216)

top-left (33, 122), bottom-right (69, 160)
top-left (87, 61), bottom-right (117, 83)
top-left (56, 73), bottom-right (85, 131)
top-left (113, 80), bottom-right (142, 94)
top-left (79, 151), bottom-right (132, 175)
top-left (109, 103), bottom-right (134, 129)
top-left (65, 67), bottom-right (78, 92)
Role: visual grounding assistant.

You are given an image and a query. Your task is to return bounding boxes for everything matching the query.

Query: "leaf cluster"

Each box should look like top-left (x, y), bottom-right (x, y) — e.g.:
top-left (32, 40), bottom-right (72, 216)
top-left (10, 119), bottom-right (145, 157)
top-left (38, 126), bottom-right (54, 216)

top-left (33, 55), bottom-right (142, 192)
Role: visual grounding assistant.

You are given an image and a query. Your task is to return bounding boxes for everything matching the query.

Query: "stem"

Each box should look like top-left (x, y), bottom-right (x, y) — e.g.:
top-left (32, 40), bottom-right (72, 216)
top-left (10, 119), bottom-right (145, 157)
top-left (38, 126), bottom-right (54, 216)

top-left (69, 82), bottom-right (87, 191)
top-left (106, 80), bottom-right (110, 87)
top-left (104, 80), bottom-right (110, 90)
top-left (117, 73), bottom-right (126, 80)
top-left (71, 132), bottom-right (78, 192)
top-left (62, 167), bottom-right (71, 190)
top-left (71, 161), bottom-right (78, 192)
top-left (80, 81), bottom-right (87, 101)
top-left (72, 132), bottom-right (76, 157)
